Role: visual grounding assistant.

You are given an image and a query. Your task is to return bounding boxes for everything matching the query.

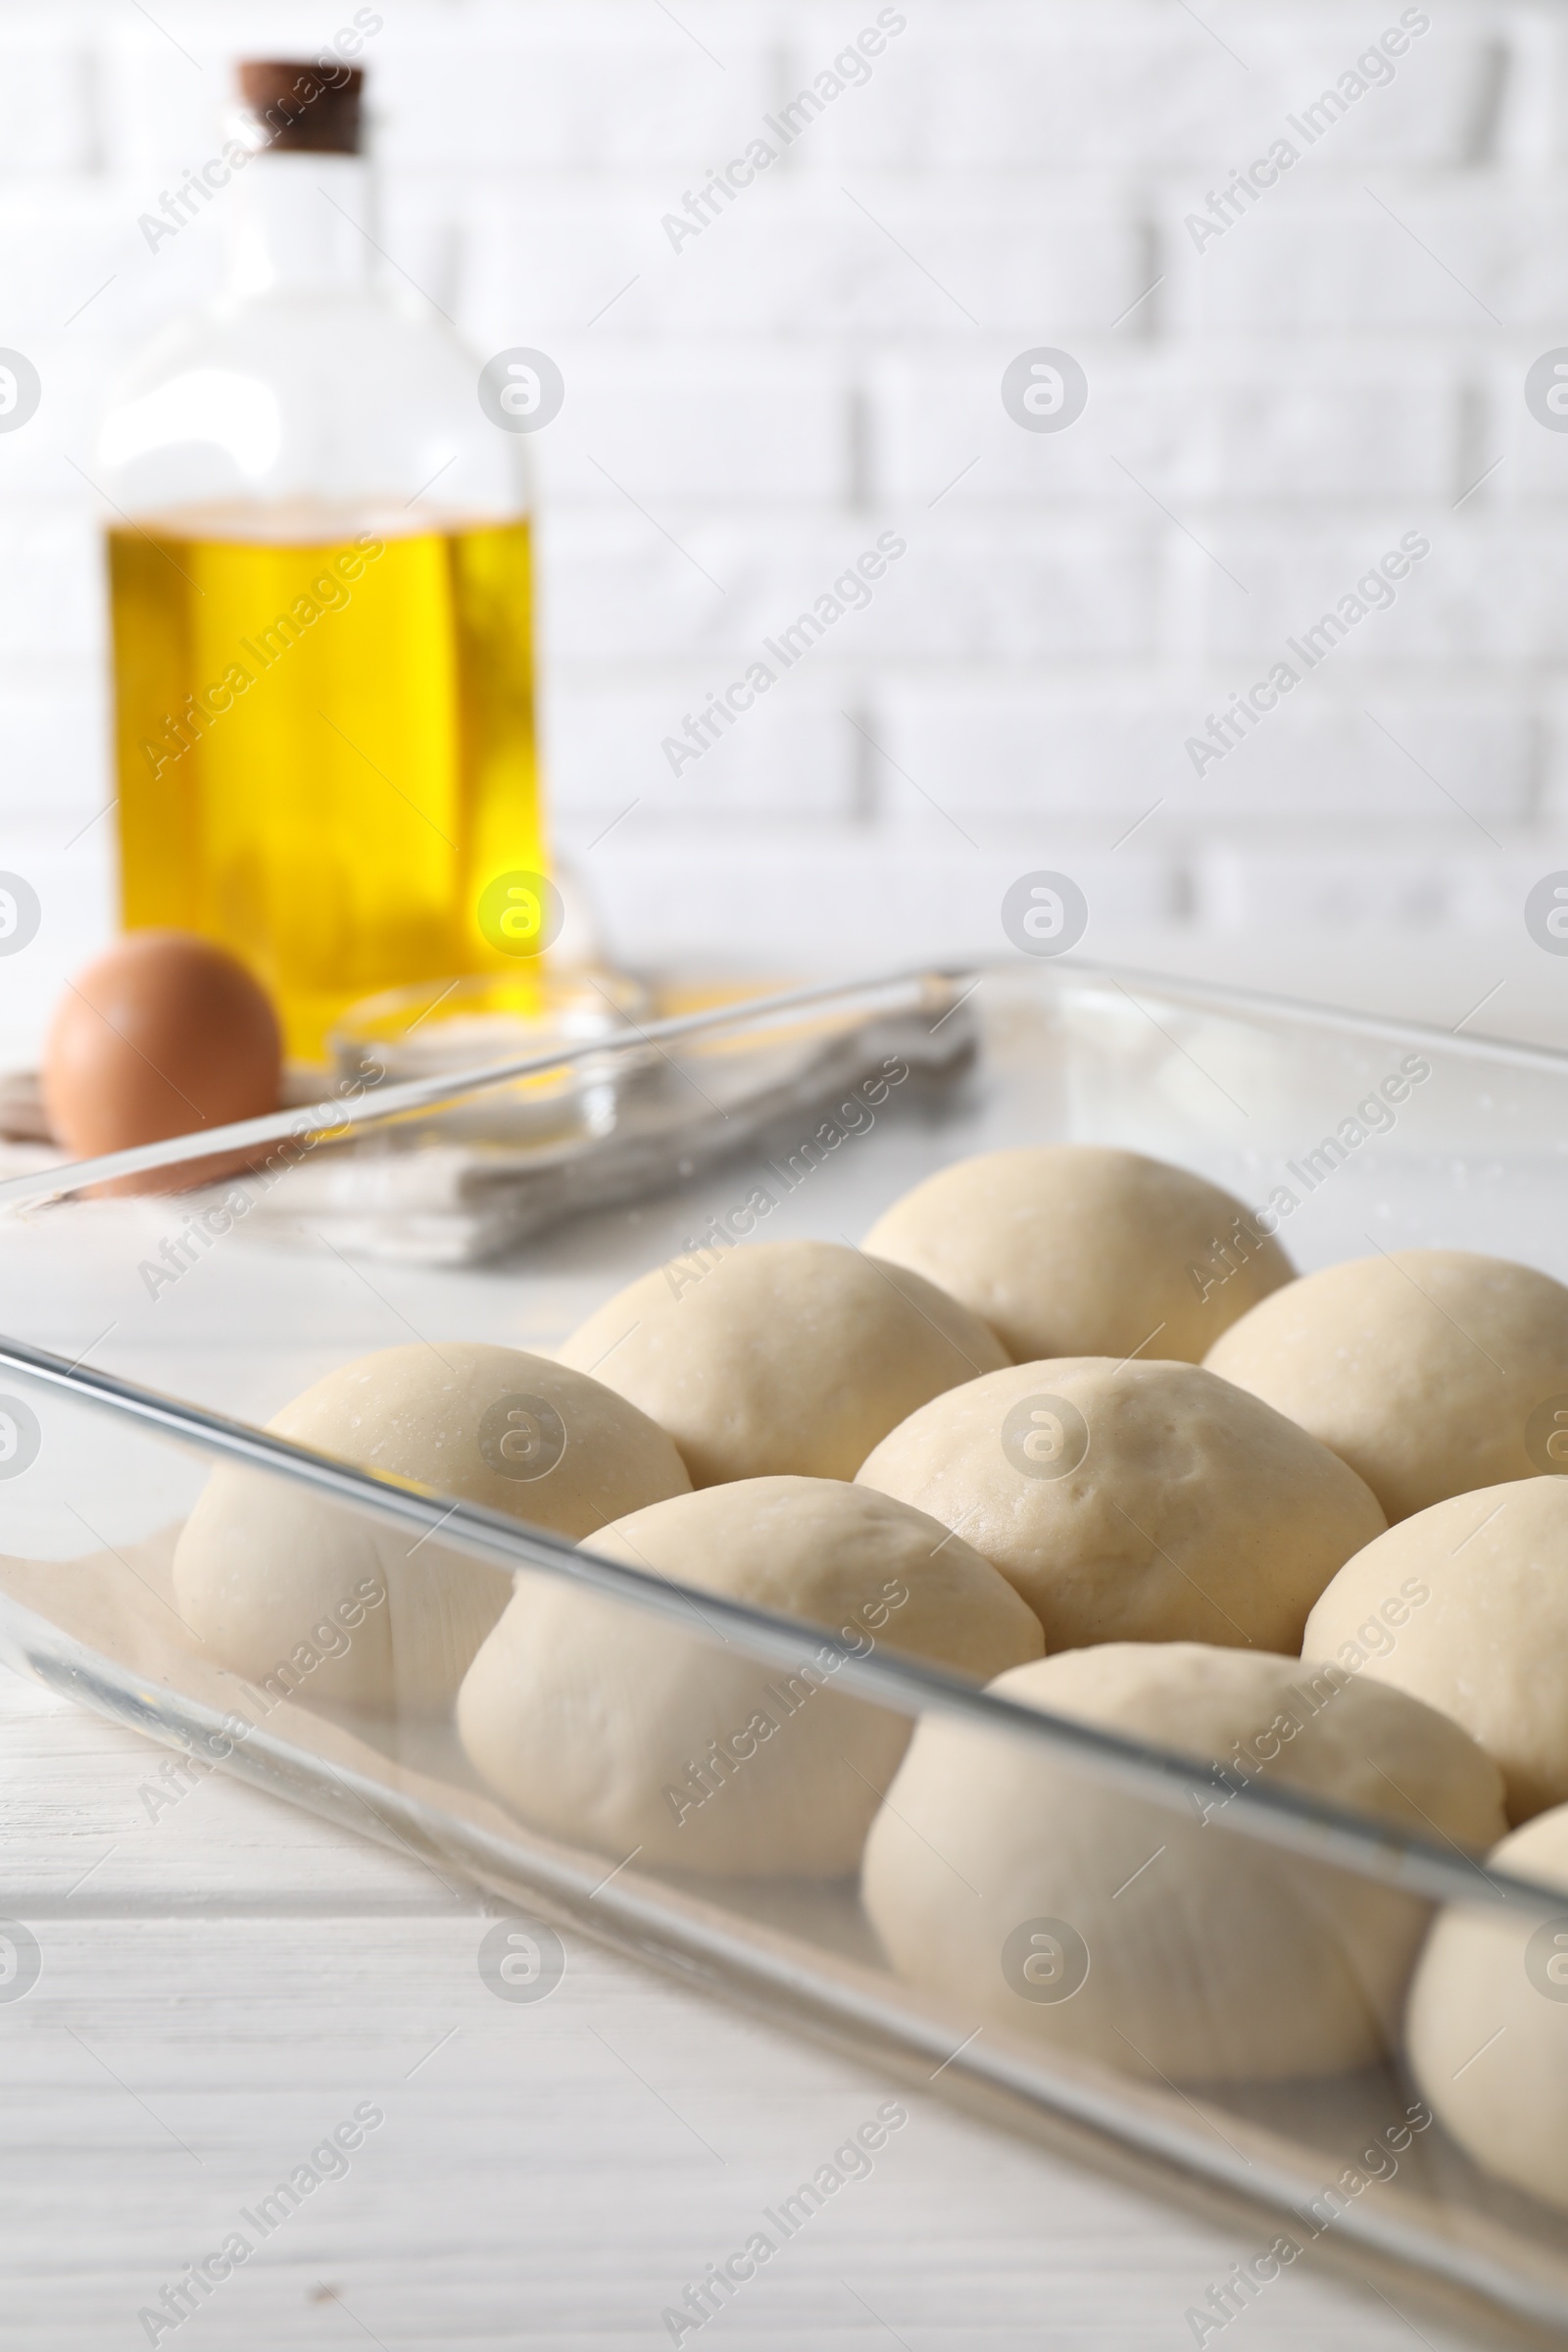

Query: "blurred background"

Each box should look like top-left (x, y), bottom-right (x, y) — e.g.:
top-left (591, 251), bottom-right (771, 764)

top-left (5, 0), bottom-right (1566, 1052)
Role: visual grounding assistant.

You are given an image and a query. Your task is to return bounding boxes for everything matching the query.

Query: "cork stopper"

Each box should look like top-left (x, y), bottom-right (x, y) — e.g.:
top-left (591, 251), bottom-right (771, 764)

top-left (236, 60), bottom-right (365, 156)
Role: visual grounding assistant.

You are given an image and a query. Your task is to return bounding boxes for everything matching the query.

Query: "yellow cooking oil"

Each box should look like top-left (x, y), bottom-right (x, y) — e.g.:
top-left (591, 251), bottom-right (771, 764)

top-left (108, 512), bottom-right (546, 1059)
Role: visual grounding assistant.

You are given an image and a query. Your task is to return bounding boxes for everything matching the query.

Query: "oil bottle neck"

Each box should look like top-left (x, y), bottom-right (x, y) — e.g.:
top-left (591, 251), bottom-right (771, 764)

top-left (225, 153), bottom-right (372, 297)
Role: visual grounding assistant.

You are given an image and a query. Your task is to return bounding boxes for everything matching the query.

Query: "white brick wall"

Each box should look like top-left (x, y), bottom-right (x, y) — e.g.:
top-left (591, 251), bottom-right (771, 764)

top-left (4, 0), bottom-right (1568, 990)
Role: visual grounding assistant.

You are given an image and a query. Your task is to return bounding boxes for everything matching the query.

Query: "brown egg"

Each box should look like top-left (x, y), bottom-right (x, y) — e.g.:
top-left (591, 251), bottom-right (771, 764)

top-left (43, 931), bottom-right (281, 1171)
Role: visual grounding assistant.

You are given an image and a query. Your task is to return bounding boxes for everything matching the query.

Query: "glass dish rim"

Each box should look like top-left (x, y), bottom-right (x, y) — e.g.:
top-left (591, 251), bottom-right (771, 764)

top-left (6, 953), bottom-right (1568, 1215)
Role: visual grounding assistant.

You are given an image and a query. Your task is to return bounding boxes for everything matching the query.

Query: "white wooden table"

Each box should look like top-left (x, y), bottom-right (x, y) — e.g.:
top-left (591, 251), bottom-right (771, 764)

top-left (2, 931), bottom-right (1556, 2350)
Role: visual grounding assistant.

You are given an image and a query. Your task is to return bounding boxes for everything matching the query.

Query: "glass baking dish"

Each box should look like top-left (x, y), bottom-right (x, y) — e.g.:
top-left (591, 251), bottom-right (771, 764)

top-left (2, 960), bottom-right (1567, 2344)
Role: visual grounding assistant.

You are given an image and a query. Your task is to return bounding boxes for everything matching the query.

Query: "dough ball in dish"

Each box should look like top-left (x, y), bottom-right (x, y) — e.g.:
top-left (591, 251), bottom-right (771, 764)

top-left (172, 1343), bottom-right (691, 1711)
top-left (1405, 1805), bottom-right (1568, 2213)
top-left (856, 1357), bottom-right (1386, 1653)
top-left (556, 1239), bottom-right (1008, 1487)
top-left (457, 1476), bottom-right (1044, 1876)
top-left (860, 1146), bottom-right (1293, 1366)
top-left (1204, 1249), bottom-right (1568, 1524)
top-left (1303, 1479), bottom-right (1568, 1824)
top-left (861, 1644), bottom-right (1505, 2083)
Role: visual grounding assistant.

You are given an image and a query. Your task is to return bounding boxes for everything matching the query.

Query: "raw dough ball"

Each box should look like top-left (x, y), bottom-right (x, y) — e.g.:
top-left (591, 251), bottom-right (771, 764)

top-left (458, 1475), bottom-right (1044, 1876)
top-left (862, 1644), bottom-right (1506, 2082)
top-left (1405, 1805), bottom-right (1568, 2212)
top-left (861, 1146), bottom-right (1293, 1365)
top-left (172, 1343), bottom-right (691, 1711)
top-left (1205, 1249), bottom-right (1568, 1523)
top-left (857, 1358), bottom-right (1386, 1652)
top-left (1303, 1479), bottom-right (1568, 1823)
top-left (556, 1239), bottom-right (1008, 1487)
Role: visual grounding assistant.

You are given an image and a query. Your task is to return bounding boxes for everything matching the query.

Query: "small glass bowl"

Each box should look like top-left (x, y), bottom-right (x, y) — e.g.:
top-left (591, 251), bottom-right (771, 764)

top-left (326, 967), bottom-right (658, 1147)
